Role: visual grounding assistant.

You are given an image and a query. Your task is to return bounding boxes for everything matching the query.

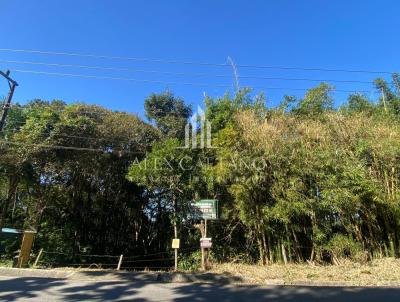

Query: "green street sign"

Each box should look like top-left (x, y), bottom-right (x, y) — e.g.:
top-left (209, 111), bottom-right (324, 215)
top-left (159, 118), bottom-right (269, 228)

top-left (191, 199), bottom-right (219, 220)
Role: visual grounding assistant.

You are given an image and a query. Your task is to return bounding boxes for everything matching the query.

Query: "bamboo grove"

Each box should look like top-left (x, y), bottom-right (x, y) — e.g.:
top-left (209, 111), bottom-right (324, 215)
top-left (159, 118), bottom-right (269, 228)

top-left (1, 74), bottom-right (400, 266)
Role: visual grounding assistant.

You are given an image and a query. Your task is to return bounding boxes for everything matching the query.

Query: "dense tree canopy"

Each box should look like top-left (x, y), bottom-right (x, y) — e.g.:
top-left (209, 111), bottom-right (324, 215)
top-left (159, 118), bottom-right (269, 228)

top-left (1, 77), bottom-right (400, 267)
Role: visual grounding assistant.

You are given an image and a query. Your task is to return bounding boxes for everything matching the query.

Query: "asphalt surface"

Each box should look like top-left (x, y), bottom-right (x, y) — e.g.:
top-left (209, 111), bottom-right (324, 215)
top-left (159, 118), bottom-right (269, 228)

top-left (0, 276), bottom-right (400, 302)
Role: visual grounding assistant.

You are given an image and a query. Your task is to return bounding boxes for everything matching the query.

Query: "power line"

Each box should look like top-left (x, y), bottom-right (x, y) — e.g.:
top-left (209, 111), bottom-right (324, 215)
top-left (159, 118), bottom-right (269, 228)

top-left (0, 59), bottom-right (231, 78)
top-left (14, 69), bottom-right (230, 88)
top-left (12, 69), bottom-right (372, 93)
top-left (0, 48), bottom-right (229, 67)
top-left (0, 59), bottom-right (376, 84)
top-left (0, 48), bottom-right (396, 74)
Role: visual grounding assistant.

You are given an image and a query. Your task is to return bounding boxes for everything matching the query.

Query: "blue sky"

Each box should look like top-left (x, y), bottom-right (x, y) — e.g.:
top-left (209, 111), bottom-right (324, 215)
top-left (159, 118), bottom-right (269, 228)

top-left (1, 0), bottom-right (399, 117)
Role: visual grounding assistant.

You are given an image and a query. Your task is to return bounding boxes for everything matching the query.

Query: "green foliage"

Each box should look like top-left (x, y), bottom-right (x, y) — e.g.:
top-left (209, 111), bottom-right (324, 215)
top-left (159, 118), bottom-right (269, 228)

top-left (178, 251), bottom-right (201, 271)
top-left (2, 79), bottom-right (400, 268)
top-left (0, 100), bottom-right (162, 259)
top-left (0, 259), bottom-right (13, 268)
top-left (325, 234), bottom-right (365, 262)
top-left (144, 91), bottom-right (191, 139)
top-left (205, 89), bottom-right (267, 133)
top-left (345, 94), bottom-right (374, 113)
top-left (374, 76), bottom-right (400, 114)
top-left (293, 83), bottom-right (334, 116)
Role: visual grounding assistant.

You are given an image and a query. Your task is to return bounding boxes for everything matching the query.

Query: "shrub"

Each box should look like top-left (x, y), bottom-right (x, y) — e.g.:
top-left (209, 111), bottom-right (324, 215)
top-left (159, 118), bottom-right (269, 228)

top-left (326, 234), bottom-right (367, 263)
top-left (178, 251), bottom-right (201, 271)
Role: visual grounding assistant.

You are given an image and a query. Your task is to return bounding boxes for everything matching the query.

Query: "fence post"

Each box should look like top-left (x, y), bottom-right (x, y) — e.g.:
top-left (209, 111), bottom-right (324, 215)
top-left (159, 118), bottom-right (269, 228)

top-left (33, 248), bottom-right (44, 268)
top-left (117, 254), bottom-right (123, 270)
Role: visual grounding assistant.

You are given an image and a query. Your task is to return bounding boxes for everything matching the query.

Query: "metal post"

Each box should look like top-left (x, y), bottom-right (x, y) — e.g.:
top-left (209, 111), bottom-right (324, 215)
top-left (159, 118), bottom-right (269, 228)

top-left (33, 248), bottom-right (43, 268)
top-left (117, 254), bottom-right (123, 270)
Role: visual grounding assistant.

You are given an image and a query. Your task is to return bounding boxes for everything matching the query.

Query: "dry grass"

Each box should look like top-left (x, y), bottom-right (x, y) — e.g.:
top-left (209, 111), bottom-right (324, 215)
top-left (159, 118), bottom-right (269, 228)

top-left (210, 258), bottom-right (400, 286)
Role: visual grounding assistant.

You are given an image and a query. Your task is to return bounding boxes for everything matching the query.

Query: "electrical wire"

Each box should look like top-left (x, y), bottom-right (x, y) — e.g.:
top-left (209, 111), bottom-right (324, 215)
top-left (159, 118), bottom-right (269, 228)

top-left (0, 59), bottom-right (377, 84)
top-left (0, 48), bottom-right (396, 74)
top-left (13, 69), bottom-right (230, 88)
top-left (12, 69), bottom-right (372, 93)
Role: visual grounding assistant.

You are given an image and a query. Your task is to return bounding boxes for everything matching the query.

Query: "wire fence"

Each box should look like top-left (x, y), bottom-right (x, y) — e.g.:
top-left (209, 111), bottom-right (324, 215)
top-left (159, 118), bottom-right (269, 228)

top-left (32, 247), bottom-right (200, 271)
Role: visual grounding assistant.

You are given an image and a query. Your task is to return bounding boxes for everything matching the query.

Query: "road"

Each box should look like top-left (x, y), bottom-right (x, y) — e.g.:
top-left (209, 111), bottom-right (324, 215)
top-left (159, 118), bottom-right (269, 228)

top-left (0, 276), bottom-right (399, 301)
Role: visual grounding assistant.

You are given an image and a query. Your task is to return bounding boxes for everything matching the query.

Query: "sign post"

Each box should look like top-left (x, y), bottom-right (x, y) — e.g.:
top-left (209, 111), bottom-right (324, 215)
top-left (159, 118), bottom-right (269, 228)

top-left (201, 220), bottom-right (205, 270)
top-left (172, 238), bottom-right (180, 270)
top-left (190, 199), bottom-right (218, 220)
top-left (190, 200), bottom-right (218, 271)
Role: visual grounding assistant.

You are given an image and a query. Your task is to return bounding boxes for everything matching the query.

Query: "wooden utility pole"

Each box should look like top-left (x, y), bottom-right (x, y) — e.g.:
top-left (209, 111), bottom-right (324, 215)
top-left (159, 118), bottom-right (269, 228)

top-left (0, 70), bottom-right (18, 132)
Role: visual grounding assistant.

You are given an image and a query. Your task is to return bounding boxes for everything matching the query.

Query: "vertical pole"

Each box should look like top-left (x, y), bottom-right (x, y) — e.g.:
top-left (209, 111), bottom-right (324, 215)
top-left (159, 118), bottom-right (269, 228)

top-left (201, 220), bottom-right (205, 270)
top-left (382, 87), bottom-right (388, 113)
top-left (173, 197), bottom-right (178, 271)
top-left (18, 256), bottom-right (24, 268)
top-left (174, 248), bottom-right (178, 271)
top-left (33, 248), bottom-right (43, 268)
top-left (17, 231), bottom-right (35, 268)
top-left (0, 71), bottom-right (18, 132)
top-left (281, 244), bottom-right (288, 265)
top-left (117, 254), bottom-right (123, 270)
top-left (204, 219), bottom-right (208, 270)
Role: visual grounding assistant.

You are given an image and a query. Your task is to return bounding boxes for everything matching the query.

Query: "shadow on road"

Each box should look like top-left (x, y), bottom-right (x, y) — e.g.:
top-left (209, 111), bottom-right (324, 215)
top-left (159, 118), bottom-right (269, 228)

top-left (171, 283), bottom-right (400, 302)
top-left (0, 277), bottom-right (65, 301)
top-left (0, 272), bottom-right (399, 301)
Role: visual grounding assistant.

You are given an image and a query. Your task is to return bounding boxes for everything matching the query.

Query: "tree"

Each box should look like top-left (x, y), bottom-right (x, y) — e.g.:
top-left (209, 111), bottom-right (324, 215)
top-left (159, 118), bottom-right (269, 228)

top-left (374, 76), bottom-right (400, 114)
top-left (345, 93), bottom-right (374, 113)
top-left (144, 92), bottom-right (192, 139)
top-left (293, 83), bottom-right (334, 116)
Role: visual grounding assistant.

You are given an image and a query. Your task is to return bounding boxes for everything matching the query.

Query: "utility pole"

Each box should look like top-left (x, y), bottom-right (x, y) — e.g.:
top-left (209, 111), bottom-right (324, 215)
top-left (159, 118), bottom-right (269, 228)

top-left (0, 70), bottom-right (18, 132)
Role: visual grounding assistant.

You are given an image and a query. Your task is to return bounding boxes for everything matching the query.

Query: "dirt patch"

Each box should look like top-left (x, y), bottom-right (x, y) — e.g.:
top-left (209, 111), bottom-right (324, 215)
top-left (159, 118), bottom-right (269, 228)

top-left (210, 258), bottom-right (400, 286)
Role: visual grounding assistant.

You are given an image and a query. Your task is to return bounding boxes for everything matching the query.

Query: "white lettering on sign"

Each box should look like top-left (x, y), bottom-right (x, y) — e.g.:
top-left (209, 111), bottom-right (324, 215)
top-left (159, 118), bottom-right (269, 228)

top-left (200, 238), bottom-right (212, 248)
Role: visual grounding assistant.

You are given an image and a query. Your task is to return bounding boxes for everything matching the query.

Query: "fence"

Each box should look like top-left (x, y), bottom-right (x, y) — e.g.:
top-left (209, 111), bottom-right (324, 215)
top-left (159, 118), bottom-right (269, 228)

top-left (32, 247), bottom-right (200, 271)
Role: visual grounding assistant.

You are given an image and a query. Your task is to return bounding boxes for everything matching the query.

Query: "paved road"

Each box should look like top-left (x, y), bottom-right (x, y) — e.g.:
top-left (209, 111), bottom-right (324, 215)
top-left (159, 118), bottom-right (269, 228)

top-left (0, 276), bottom-right (399, 301)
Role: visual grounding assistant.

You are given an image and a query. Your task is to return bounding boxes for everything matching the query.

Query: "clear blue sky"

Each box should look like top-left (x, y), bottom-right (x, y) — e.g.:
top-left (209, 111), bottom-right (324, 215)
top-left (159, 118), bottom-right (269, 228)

top-left (1, 0), bottom-right (399, 117)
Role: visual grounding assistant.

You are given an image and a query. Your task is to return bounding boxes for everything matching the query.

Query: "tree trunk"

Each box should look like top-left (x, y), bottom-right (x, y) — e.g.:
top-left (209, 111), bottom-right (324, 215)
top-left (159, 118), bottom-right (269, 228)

top-left (291, 225), bottom-right (303, 262)
top-left (0, 175), bottom-right (19, 231)
top-left (281, 242), bottom-right (288, 265)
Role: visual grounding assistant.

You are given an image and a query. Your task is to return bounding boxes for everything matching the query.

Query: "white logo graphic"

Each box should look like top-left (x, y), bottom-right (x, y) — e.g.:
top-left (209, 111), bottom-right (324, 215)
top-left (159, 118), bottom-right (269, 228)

top-left (179, 106), bottom-right (215, 149)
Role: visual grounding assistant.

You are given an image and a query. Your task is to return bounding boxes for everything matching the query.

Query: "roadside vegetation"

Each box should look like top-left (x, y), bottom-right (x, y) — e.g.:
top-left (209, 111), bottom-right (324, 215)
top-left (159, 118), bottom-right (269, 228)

top-left (1, 74), bottom-right (400, 270)
top-left (211, 258), bottom-right (400, 286)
